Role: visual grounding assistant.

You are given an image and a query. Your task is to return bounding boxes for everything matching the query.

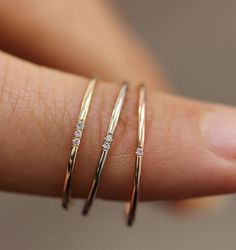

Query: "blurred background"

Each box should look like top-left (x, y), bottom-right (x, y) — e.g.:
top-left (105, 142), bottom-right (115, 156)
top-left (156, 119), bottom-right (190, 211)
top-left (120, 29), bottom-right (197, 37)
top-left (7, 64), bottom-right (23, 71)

top-left (1, 0), bottom-right (236, 249)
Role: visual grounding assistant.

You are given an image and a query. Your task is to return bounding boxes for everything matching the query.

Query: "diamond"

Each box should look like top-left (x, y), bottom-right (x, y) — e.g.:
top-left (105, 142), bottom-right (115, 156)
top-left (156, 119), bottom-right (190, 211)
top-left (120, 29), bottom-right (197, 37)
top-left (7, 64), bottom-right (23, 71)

top-left (72, 138), bottom-right (80, 146)
top-left (136, 147), bottom-right (144, 156)
top-left (103, 141), bottom-right (111, 151)
top-left (76, 120), bottom-right (84, 130)
top-left (74, 129), bottom-right (82, 138)
top-left (105, 133), bottom-right (113, 143)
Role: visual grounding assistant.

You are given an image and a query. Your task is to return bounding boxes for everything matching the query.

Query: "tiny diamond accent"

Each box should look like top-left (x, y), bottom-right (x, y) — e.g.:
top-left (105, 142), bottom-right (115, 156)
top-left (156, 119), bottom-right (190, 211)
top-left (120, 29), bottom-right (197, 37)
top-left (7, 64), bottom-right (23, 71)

top-left (136, 147), bottom-right (144, 156)
top-left (105, 133), bottom-right (113, 143)
top-left (76, 120), bottom-right (84, 130)
top-left (72, 120), bottom-right (84, 146)
top-left (103, 141), bottom-right (111, 151)
top-left (102, 133), bottom-right (113, 151)
top-left (72, 138), bottom-right (80, 146)
top-left (74, 129), bottom-right (82, 138)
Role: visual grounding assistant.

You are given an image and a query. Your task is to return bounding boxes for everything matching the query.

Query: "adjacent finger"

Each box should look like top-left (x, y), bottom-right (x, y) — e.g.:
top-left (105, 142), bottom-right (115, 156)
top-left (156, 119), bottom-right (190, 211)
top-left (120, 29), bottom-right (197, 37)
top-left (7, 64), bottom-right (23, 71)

top-left (0, 0), bottom-right (167, 89)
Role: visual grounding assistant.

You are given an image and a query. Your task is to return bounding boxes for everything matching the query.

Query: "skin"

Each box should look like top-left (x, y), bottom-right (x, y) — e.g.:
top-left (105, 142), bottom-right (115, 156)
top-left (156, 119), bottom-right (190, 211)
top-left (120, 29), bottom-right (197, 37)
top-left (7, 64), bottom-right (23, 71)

top-left (0, 0), bottom-right (168, 89)
top-left (1, 51), bottom-right (236, 201)
top-left (0, 0), bottom-right (235, 204)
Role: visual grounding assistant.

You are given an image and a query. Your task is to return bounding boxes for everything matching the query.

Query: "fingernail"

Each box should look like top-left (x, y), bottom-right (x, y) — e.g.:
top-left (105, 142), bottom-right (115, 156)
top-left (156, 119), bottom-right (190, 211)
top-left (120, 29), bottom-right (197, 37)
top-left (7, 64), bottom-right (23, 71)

top-left (202, 109), bottom-right (236, 160)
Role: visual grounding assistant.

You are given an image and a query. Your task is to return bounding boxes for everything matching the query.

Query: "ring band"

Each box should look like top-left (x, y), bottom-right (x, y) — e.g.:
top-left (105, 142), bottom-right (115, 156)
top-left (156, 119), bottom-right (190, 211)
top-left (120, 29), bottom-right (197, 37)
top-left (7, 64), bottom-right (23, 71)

top-left (82, 81), bottom-right (129, 215)
top-left (126, 84), bottom-right (146, 226)
top-left (62, 77), bottom-right (98, 209)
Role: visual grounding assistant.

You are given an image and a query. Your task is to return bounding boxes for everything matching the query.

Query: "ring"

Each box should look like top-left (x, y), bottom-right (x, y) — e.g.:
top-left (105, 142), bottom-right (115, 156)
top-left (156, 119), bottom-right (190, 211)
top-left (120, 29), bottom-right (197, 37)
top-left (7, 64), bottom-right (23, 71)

top-left (82, 81), bottom-right (129, 215)
top-left (62, 77), bottom-right (98, 209)
top-left (126, 83), bottom-right (146, 226)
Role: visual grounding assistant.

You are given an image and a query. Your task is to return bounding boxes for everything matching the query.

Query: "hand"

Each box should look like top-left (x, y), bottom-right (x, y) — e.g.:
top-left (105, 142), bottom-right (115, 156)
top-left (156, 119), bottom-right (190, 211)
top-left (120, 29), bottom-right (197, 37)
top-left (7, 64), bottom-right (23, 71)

top-left (0, 0), bottom-right (235, 203)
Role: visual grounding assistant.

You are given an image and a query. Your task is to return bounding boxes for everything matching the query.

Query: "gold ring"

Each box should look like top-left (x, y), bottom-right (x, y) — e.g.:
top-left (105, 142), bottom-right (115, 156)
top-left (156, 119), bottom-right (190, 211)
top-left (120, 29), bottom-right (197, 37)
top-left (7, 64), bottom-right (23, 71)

top-left (82, 81), bottom-right (129, 215)
top-left (126, 83), bottom-right (146, 226)
top-left (62, 77), bottom-right (98, 209)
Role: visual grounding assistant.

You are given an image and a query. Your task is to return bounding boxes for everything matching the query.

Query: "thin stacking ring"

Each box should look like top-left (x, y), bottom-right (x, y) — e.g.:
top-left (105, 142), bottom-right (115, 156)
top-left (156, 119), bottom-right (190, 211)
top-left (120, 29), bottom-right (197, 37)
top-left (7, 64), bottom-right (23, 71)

top-left (82, 81), bottom-right (129, 215)
top-left (62, 77), bottom-right (98, 209)
top-left (126, 84), bottom-right (146, 226)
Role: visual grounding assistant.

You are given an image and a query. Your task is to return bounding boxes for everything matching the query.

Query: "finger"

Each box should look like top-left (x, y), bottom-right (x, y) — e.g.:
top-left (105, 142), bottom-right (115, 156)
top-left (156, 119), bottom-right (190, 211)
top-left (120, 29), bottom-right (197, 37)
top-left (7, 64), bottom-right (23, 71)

top-left (1, 51), bottom-right (236, 201)
top-left (0, 0), bottom-right (167, 89)
top-left (167, 196), bottom-right (231, 214)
